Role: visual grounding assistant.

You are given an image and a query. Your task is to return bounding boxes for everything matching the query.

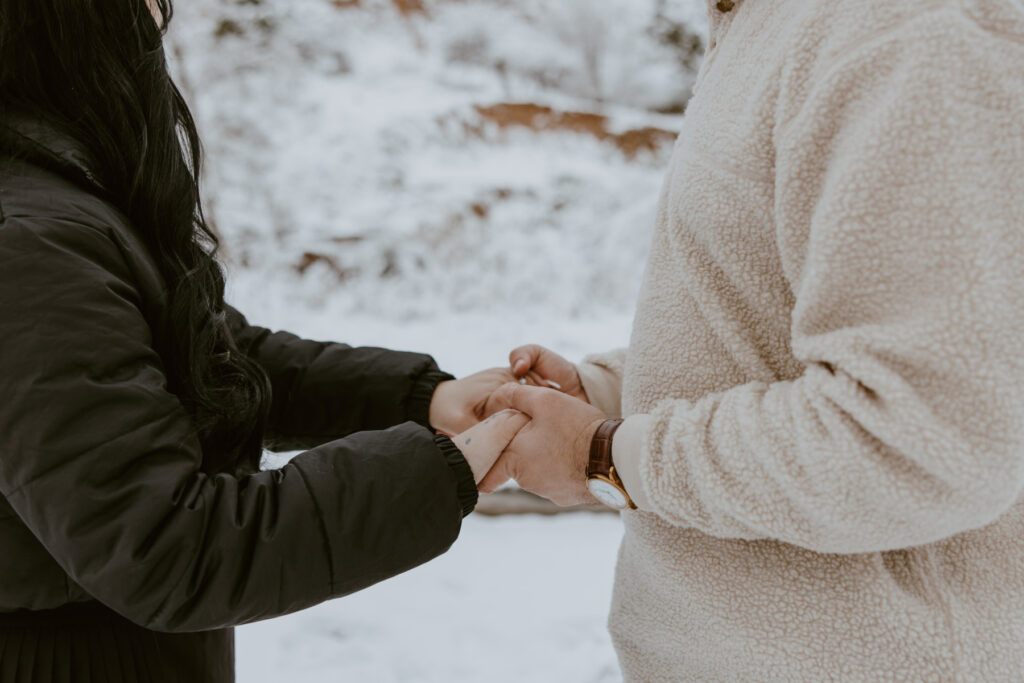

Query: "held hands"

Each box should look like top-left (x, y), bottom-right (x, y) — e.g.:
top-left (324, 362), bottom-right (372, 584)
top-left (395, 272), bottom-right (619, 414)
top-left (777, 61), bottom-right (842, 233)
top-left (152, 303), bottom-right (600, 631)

top-left (493, 345), bottom-right (606, 505)
top-left (429, 368), bottom-right (524, 436)
top-left (479, 383), bottom-right (605, 505)
top-left (454, 410), bottom-right (531, 484)
top-left (428, 366), bottom-right (543, 485)
top-left (428, 346), bottom-right (587, 437)
top-left (430, 346), bottom-right (608, 505)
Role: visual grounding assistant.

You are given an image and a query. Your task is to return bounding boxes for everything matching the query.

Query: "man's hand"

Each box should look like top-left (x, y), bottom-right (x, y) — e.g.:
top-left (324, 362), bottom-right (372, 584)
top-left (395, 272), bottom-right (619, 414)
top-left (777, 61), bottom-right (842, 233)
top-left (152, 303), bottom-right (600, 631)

top-left (452, 410), bottom-right (531, 484)
top-left (478, 384), bottom-right (606, 506)
top-left (429, 368), bottom-right (523, 436)
top-left (509, 345), bottom-right (589, 403)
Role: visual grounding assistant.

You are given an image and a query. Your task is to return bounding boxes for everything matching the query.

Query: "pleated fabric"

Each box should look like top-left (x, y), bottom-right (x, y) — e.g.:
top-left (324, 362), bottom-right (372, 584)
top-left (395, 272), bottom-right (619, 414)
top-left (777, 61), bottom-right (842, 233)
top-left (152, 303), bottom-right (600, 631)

top-left (0, 602), bottom-right (234, 683)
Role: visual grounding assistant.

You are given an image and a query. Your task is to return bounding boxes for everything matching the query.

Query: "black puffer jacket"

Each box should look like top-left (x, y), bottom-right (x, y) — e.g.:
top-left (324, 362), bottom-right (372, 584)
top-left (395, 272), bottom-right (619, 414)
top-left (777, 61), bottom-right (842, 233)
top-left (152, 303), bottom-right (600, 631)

top-left (0, 120), bottom-right (475, 680)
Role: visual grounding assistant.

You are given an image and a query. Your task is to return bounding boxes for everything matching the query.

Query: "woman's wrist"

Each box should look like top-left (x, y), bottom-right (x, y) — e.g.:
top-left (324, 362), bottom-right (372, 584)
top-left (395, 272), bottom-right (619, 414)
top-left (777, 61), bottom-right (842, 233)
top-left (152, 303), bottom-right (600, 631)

top-left (409, 369), bottom-right (455, 430)
top-left (433, 434), bottom-right (478, 518)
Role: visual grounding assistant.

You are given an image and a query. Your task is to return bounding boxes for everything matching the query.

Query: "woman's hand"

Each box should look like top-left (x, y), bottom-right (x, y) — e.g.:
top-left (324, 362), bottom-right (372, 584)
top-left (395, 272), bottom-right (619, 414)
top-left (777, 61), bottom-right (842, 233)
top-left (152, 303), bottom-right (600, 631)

top-left (430, 367), bottom-right (540, 436)
top-left (509, 344), bottom-right (589, 403)
top-left (452, 409), bottom-right (531, 484)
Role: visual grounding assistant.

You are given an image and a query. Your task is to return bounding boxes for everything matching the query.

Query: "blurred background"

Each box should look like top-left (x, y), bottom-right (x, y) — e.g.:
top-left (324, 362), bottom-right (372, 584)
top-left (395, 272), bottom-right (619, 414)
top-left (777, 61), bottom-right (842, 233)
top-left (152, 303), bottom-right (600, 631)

top-left (167, 1), bottom-right (706, 680)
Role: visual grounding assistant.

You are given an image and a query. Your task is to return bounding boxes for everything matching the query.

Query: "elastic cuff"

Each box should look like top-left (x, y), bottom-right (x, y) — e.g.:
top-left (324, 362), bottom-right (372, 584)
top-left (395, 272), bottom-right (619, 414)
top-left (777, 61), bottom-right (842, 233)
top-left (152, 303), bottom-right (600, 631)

top-left (612, 414), bottom-right (654, 511)
top-left (433, 434), bottom-right (478, 517)
top-left (408, 369), bottom-right (455, 430)
top-left (576, 362), bottom-right (623, 419)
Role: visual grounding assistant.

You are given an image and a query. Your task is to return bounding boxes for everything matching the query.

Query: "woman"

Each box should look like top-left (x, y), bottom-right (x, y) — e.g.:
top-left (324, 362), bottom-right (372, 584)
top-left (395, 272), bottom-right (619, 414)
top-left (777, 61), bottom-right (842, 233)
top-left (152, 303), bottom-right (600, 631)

top-left (0, 0), bottom-right (526, 679)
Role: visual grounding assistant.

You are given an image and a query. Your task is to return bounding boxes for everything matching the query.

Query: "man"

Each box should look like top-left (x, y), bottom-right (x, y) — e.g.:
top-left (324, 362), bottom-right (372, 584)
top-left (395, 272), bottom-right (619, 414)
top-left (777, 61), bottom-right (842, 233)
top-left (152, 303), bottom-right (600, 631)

top-left (481, 0), bottom-right (1024, 678)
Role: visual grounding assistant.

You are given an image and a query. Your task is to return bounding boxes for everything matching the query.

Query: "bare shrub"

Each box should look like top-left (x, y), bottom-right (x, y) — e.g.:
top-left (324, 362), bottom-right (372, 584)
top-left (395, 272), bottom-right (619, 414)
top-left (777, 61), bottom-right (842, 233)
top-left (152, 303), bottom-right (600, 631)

top-left (551, 0), bottom-right (612, 103)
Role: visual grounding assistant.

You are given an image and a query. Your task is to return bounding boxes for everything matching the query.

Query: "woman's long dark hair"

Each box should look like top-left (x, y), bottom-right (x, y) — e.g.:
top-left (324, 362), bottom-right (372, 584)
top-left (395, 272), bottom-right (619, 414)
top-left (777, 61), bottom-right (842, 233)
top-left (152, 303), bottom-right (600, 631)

top-left (0, 0), bottom-right (270, 473)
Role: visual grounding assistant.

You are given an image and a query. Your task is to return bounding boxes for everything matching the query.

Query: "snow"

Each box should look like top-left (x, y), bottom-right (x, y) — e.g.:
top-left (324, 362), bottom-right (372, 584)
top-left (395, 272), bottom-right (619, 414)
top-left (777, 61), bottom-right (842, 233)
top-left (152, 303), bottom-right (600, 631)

top-left (166, 0), bottom-right (703, 323)
top-left (163, 0), bottom-right (707, 679)
top-left (236, 514), bottom-right (625, 683)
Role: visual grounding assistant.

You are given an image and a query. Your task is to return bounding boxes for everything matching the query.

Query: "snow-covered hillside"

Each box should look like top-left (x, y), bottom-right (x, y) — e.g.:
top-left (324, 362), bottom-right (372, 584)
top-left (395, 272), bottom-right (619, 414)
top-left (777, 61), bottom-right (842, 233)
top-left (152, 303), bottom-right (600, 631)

top-left (168, 0), bottom-right (705, 329)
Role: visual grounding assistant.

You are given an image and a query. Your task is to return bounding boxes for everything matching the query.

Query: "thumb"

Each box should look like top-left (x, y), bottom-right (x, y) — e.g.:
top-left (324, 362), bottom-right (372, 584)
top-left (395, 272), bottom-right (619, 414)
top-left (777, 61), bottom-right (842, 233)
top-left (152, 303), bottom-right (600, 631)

top-left (509, 344), bottom-right (544, 377)
top-left (462, 409), bottom-right (529, 484)
top-left (483, 381), bottom-right (518, 415)
top-left (478, 450), bottom-right (515, 493)
top-left (490, 382), bottom-right (551, 418)
top-left (485, 409), bottom-right (530, 452)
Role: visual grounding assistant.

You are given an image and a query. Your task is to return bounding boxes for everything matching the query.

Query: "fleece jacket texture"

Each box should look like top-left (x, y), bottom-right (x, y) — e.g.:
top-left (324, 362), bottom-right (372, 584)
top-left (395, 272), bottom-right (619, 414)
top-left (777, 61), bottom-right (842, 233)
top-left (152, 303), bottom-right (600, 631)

top-left (577, 0), bottom-right (1024, 679)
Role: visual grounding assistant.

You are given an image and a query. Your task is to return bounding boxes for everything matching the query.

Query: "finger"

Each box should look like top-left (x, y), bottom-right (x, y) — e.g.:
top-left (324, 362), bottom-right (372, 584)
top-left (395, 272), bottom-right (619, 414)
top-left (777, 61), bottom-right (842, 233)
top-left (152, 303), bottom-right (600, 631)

top-left (471, 407), bottom-right (527, 436)
top-left (459, 407), bottom-right (521, 439)
top-left (478, 452), bottom-right (514, 493)
top-left (521, 370), bottom-right (545, 386)
top-left (520, 370), bottom-right (563, 392)
top-left (482, 366), bottom-right (519, 384)
top-left (487, 409), bottom-right (529, 445)
top-left (509, 344), bottom-right (545, 377)
top-left (489, 383), bottom-right (556, 418)
top-left (480, 381), bottom-right (518, 416)
top-left (474, 410), bottom-right (529, 487)
top-left (468, 369), bottom-right (520, 423)
top-left (468, 410), bottom-right (527, 486)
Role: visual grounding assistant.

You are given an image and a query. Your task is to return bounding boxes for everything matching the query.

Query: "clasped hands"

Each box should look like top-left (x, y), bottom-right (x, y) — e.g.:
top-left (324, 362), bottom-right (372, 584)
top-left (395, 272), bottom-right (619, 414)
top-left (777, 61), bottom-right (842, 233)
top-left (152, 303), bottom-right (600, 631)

top-left (428, 345), bottom-right (607, 506)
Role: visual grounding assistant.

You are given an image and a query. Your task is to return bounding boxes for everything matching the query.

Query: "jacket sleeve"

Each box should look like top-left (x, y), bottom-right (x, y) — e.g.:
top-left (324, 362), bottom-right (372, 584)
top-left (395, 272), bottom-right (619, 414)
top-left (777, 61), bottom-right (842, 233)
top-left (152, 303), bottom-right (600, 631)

top-left (0, 215), bottom-right (468, 632)
top-left (225, 308), bottom-right (452, 451)
top-left (575, 348), bottom-right (627, 419)
top-left (612, 15), bottom-right (1024, 553)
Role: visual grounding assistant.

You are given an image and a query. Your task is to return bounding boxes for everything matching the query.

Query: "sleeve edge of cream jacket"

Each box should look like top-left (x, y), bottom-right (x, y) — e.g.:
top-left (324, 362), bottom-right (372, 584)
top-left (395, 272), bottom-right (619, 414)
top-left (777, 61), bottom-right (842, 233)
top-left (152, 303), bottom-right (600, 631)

top-left (576, 348), bottom-right (627, 419)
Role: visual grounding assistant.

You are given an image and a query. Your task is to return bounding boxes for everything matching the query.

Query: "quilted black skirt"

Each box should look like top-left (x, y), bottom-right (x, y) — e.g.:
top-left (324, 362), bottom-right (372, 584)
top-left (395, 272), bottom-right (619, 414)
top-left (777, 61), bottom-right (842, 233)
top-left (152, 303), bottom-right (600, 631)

top-left (0, 602), bottom-right (234, 683)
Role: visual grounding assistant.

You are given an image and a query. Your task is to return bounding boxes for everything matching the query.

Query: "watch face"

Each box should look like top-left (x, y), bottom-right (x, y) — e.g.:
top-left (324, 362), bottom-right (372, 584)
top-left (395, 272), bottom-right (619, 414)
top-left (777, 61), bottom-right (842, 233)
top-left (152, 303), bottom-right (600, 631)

top-left (588, 478), bottom-right (628, 510)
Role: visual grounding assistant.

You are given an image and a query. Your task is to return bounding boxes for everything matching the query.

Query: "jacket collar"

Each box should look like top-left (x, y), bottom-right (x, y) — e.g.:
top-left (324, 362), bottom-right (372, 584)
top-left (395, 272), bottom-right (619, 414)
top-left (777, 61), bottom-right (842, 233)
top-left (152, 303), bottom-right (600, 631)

top-left (0, 112), bottom-right (107, 194)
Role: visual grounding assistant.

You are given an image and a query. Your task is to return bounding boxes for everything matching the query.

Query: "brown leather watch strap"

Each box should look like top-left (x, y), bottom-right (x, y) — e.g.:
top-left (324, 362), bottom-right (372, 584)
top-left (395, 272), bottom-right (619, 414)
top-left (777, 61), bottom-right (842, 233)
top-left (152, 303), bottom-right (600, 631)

top-left (587, 418), bottom-right (625, 478)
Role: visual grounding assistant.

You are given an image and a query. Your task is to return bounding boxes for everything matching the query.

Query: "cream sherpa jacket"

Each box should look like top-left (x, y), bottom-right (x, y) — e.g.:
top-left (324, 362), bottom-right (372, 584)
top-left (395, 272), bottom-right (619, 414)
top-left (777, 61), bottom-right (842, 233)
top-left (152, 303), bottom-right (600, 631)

top-left (576, 0), bottom-right (1024, 679)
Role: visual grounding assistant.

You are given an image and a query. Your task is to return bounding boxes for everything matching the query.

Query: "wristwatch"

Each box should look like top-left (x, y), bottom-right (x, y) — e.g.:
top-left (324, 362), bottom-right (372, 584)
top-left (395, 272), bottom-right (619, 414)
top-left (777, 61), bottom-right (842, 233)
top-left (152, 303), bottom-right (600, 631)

top-left (586, 419), bottom-right (637, 511)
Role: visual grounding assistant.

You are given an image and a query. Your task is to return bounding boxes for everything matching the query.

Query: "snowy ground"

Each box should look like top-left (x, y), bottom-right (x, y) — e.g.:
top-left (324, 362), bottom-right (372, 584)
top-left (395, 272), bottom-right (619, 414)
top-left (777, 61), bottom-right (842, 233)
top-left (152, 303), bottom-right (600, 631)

top-left (166, 0), bottom-right (708, 679)
top-left (236, 514), bottom-right (625, 683)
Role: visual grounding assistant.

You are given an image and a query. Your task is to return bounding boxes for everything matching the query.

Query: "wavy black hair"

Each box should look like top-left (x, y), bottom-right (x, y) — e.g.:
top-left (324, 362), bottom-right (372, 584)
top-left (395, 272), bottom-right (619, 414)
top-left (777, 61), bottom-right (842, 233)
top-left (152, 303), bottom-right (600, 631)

top-left (0, 0), bottom-right (270, 473)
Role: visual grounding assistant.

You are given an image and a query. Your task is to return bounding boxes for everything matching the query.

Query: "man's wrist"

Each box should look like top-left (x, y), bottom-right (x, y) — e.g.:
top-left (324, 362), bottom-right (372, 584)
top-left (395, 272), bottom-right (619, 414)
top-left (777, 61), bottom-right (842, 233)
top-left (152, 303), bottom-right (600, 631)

top-left (586, 418), bottom-right (636, 509)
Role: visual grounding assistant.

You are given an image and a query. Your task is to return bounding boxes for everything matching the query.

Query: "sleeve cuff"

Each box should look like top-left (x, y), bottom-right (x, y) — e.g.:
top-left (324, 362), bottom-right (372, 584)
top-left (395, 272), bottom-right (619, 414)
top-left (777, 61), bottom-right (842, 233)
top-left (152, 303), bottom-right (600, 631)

top-left (408, 369), bottom-right (455, 430)
top-left (433, 434), bottom-right (478, 518)
top-left (576, 361), bottom-right (623, 419)
top-left (612, 414), bottom-right (654, 511)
